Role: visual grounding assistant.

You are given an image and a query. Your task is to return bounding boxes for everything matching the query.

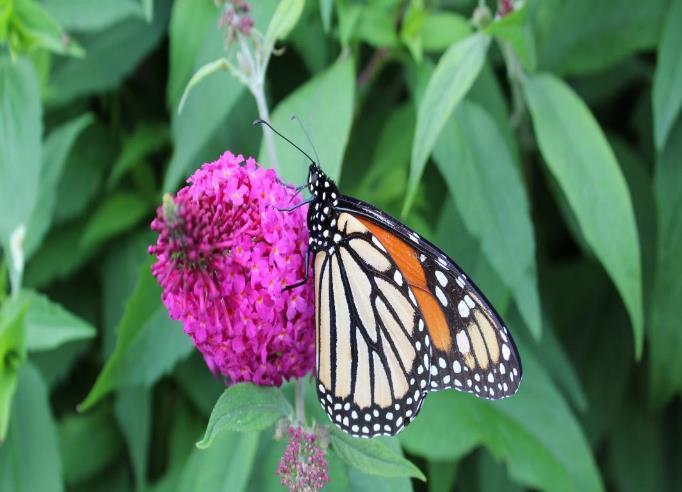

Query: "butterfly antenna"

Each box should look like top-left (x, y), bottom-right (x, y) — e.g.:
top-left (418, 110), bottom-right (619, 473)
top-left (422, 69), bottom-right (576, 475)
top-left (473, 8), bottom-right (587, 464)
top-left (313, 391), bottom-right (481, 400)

top-left (291, 115), bottom-right (321, 167)
top-left (253, 119), bottom-right (316, 165)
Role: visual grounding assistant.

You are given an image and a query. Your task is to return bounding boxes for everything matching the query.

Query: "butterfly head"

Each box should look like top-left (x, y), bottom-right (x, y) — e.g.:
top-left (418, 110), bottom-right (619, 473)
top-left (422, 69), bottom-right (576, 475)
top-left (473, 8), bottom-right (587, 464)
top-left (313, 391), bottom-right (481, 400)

top-left (307, 163), bottom-right (340, 252)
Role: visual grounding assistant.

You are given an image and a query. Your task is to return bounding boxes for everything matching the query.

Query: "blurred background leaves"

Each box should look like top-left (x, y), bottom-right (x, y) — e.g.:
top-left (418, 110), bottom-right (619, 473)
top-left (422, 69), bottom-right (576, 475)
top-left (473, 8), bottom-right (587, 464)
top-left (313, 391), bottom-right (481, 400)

top-left (0, 0), bottom-right (681, 490)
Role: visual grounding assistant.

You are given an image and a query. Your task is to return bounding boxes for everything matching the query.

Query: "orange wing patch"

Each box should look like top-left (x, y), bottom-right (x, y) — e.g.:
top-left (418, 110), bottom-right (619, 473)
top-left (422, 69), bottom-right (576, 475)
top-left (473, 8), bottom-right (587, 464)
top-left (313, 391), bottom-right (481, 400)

top-left (356, 217), bottom-right (452, 352)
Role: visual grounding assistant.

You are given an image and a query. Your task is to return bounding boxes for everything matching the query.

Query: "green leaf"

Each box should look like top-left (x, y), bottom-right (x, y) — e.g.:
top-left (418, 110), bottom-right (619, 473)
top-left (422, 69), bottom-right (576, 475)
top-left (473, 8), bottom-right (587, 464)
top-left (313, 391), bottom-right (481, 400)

top-left (81, 192), bottom-right (151, 248)
top-left (59, 406), bottom-right (123, 485)
top-left (606, 400), bottom-right (665, 492)
top-left (48, 0), bottom-right (169, 105)
top-left (24, 290), bottom-right (95, 352)
top-left (434, 101), bottom-right (541, 337)
top-left (23, 220), bottom-right (98, 289)
top-left (399, 343), bottom-right (604, 491)
top-left (405, 33), bottom-right (490, 216)
top-left (80, 259), bottom-right (193, 410)
top-left (115, 386), bottom-right (151, 490)
top-left (486, 2), bottom-right (536, 71)
top-left (320, 0), bottom-right (333, 33)
top-left (261, 54), bottom-right (355, 184)
top-left (166, 0), bottom-right (217, 108)
top-left (53, 123), bottom-right (117, 225)
top-left (0, 56), bottom-right (42, 265)
top-left (101, 231), bottom-right (153, 357)
top-left (652, 0), bottom-right (682, 151)
top-left (535, 0), bottom-right (666, 76)
top-left (177, 57), bottom-right (236, 114)
top-left (173, 354), bottom-right (225, 417)
top-left (0, 296), bottom-right (28, 442)
top-left (523, 73), bottom-right (643, 357)
top-left (0, 364), bottom-right (62, 492)
top-left (330, 428), bottom-right (426, 481)
top-left (164, 16), bottom-right (243, 192)
top-left (421, 11), bottom-right (471, 52)
top-left (178, 430), bottom-right (259, 492)
top-left (649, 117), bottom-right (682, 405)
top-left (264, 0), bottom-right (305, 50)
top-left (427, 460), bottom-right (458, 492)
top-left (43, 0), bottom-right (145, 32)
top-left (107, 122), bottom-right (169, 190)
top-left (25, 113), bottom-right (93, 258)
top-left (197, 383), bottom-right (292, 449)
top-left (9, 0), bottom-right (84, 57)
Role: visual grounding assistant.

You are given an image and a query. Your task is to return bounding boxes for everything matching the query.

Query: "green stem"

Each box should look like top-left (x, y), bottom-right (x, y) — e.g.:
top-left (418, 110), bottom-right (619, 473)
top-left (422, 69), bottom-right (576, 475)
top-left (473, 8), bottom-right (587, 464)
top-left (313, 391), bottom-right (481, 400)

top-left (295, 378), bottom-right (305, 424)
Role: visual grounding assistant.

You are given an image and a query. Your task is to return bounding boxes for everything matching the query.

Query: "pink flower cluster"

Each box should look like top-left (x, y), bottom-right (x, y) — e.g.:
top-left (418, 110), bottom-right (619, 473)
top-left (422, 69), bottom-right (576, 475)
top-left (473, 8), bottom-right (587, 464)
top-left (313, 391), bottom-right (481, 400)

top-left (149, 151), bottom-right (315, 386)
top-left (277, 426), bottom-right (329, 492)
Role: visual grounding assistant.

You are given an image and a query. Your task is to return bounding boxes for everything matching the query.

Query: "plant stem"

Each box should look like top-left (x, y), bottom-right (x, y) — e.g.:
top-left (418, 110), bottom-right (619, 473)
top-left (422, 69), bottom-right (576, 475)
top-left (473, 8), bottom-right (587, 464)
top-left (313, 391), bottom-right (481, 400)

top-left (295, 378), bottom-right (305, 424)
top-left (252, 83), bottom-right (280, 171)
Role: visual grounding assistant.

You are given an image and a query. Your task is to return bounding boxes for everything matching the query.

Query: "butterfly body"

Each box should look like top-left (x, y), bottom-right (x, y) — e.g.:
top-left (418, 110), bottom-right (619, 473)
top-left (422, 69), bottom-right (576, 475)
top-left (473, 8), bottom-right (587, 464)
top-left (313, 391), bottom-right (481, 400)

top-left (303, 163), bottom-right (522, 438)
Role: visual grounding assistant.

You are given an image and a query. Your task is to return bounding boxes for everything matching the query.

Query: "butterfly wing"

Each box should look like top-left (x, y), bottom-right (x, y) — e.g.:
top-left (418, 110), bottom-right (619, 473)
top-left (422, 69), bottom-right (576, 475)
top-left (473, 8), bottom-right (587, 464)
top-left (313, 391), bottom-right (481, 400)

top-left (336, 196), bottom-right (523, 400)
top-left (314, 212), bottom-right (432, 438)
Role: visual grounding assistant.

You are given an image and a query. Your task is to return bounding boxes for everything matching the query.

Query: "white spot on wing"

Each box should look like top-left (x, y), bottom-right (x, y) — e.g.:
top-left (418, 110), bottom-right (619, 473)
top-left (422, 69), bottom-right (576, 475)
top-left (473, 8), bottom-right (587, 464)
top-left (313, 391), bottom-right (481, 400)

top-left (435, 287), bottom-right (448, 306)
top-left (458, 300), bottom-right (470, 318)
top-left (456, 331), bottom-right (470, 353)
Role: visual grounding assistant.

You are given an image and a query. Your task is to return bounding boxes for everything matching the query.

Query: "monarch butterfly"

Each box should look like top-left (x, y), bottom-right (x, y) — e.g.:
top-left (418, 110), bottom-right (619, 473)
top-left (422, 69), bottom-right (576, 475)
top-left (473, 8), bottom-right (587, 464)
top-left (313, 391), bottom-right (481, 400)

top-left (259, 120), bottom-right (522, 438)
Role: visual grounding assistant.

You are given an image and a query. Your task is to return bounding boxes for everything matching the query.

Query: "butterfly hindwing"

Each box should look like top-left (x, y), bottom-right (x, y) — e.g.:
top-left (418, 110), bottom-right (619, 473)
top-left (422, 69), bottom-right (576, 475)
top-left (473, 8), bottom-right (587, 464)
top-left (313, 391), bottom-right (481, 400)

top-left (314, 213), bottom-right (432, 438)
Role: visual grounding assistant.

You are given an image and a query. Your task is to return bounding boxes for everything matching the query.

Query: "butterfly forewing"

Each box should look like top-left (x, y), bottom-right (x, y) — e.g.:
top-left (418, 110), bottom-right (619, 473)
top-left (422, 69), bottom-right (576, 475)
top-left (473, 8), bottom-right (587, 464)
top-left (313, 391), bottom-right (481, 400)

top-left (337, 197), bottom-right (523, 400)
top-left (417, 255), bottom-right (522, 398)
top-left (314, 213), bottom-right (432, 438)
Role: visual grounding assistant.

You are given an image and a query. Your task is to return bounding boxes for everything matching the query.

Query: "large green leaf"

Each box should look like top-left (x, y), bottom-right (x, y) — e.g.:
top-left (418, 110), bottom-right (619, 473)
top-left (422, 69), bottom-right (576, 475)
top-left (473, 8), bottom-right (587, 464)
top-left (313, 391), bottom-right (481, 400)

top-left (48, 0), bottom-right (169, 104)
top-left (261, 54), bottom-right (355, 184)
top-left (115, 386), bottom-right (151, 490)
top-left (523, 73), bottom-right (643, 357)
top-left (80, 192), bottom-right (151, 248)
top-left (434, 100), bottom-right (541, 337)
top-left (164, 9), bottom-right (242, 191)
top-left (263, 0), bottom-right (305, 50)
top-left (178, 430), bottom-right (260, 492)
top-left (24, 290), bottom-right (95, 352)
top-left (652, 0), bottom-right (682, 151)
top-left (0, 296), bottom-right (28, 442)
top-left (406, 33), bottom-right (490, 215)
top-left (399, 343), bottom-right (603, 491)
top-left (0, 364), bottom-right (62, 492)
top-left (107, 122), bottom-right (169, 190)
top-left (53, 124), bottom-right (117, 225)
top-left (43, 0), bottom-right (145, 32)
top-left (649, 118), bottom-right (682, 405)
top-left (25, 113), bottom-right (93, 258)
top-left (59, 406), bottom-right (123, 485)
top-left (0, 56), bottom-right (42, 285)
top-left (330, 429), bottom-right (425, 481)
top-left (197, 384), bottom-right (292, 449)
top-left (80, 259), bottom-right (192, 410)
top-left (535, 0), bottom-right (667, 76)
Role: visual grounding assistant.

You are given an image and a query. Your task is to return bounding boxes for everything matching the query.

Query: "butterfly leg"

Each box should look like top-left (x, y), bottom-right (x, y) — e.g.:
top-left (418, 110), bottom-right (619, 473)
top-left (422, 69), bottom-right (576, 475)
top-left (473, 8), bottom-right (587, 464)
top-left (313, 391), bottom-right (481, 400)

top-left (282, 247), bottom-right (311, 291)
top-left (277, 198), bottom-right (313, 213)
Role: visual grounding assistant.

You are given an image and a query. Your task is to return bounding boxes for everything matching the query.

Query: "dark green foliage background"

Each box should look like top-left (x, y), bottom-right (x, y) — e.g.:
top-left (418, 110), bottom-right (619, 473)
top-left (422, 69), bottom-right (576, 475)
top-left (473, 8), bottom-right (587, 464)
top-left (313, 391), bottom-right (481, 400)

top-left (0, 0), bottom-right (681, 491)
